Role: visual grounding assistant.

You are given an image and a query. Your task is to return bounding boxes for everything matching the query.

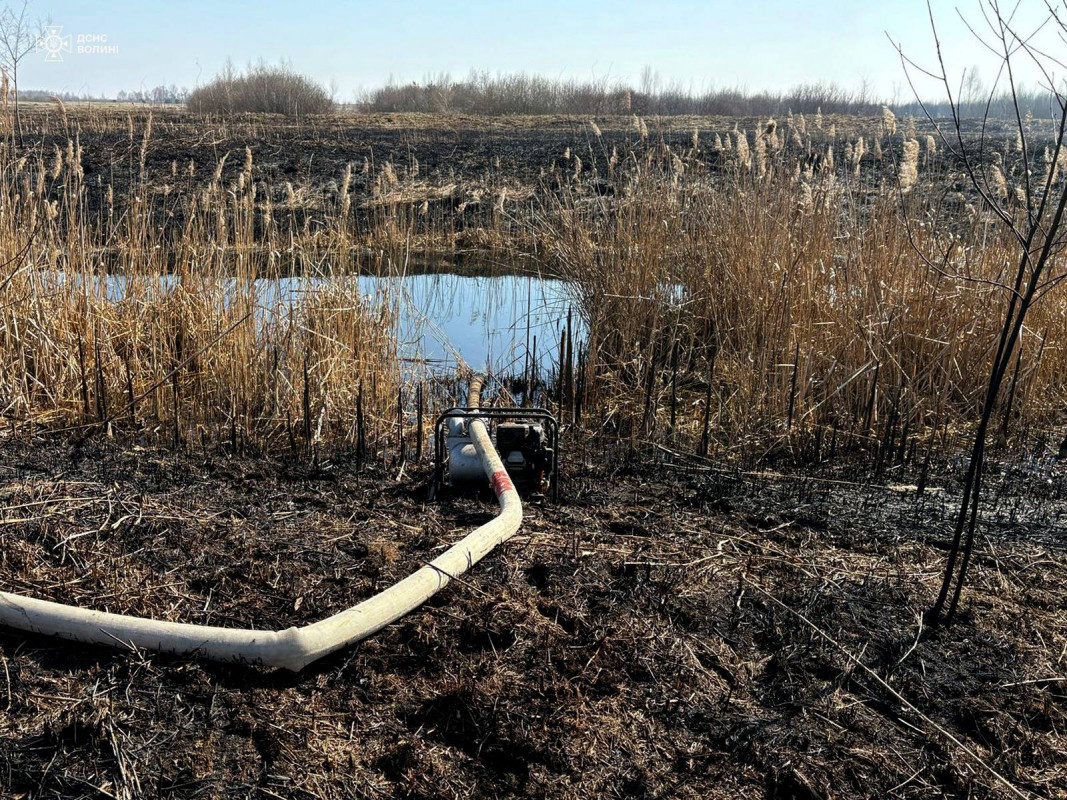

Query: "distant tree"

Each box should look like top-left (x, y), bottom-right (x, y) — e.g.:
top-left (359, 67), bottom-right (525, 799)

top-left (0, 0), bottom-right (44, 143)
top-left (188, 62), bottom-right (333, 116)
top-left (961, 66), bottom-right (986, 116)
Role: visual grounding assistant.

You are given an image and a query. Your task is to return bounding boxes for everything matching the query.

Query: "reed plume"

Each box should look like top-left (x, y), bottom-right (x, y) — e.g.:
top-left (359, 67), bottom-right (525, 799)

top-left (990, 164), bottom-right (1008, 199)
top-left (882, 107), bottom-right (896, 136)
top-left (734, 130), bottom-right (750, 169)
top-left (899, 138), bottom-right (920, 192)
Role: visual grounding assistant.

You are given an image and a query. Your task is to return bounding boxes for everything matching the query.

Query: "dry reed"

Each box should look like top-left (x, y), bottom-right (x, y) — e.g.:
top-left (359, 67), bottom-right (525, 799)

top-left (533, 126), bottom-right (1067, 455)
top-left (0, 112), bottom-right (400, 452)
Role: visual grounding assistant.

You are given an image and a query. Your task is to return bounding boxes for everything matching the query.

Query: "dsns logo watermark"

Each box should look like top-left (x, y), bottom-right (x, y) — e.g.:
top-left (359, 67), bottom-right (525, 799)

top-left (37, 25), bottom-right (117, 63)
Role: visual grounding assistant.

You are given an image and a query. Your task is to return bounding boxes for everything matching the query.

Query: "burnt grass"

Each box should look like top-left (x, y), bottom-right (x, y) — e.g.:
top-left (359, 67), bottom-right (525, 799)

top-left (28, 108), bottom-right (1030, 241)
top-left (0, 428), bottom-right (1065, 799)
top-left (36, 111), bottom-right (621, 230)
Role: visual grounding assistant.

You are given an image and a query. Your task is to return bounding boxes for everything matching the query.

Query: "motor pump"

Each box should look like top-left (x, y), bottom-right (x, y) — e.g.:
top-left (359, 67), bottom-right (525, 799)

top-left (494, 422), bottom-right (554, 494)
top-left (433, 407), bottom-right (559, 500)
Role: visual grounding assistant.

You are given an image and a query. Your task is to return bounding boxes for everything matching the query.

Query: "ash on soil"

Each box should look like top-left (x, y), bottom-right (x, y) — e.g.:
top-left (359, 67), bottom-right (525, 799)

top-left (0, 431), bottom-right (1064, 798)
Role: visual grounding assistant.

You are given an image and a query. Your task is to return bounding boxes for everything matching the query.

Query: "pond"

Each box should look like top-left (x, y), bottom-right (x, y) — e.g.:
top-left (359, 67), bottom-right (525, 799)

top-left (361, 271), bottom-right (582, 374)
top-left (91, 269), bottom-right (585, 377)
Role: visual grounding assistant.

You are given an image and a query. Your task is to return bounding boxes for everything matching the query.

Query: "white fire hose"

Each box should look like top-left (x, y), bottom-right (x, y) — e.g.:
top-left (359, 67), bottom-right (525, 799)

top-left (0, 376), bottom-right (522, 671)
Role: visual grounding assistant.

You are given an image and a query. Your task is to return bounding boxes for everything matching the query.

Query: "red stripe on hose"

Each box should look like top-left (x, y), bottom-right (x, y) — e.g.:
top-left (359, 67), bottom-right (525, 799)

top-left (490, 470), bottom-right (514, 496)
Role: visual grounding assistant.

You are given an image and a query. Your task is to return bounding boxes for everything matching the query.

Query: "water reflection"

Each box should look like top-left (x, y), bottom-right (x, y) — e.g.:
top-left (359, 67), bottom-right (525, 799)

top-left (379, 272), bottom-right (580, 373)
top-left (81, 270), bottom-right (585, 375)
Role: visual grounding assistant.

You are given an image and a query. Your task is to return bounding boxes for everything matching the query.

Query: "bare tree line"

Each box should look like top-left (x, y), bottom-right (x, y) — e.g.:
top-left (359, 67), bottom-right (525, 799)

top-left (357, 71), bottom-right (882, 116)
top-left (10, 75), bottom-right (1053, 120)
top-left (13, 86), bottom-right (189, 104)
top-left (357, 69), bottom-right (1058, 118)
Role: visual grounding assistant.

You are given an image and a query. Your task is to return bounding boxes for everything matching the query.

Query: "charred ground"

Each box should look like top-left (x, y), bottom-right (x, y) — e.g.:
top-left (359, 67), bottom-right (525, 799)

top-left (24, 106), bottom-right (1035, 239)
top-left (0, 428), bottom-right (1064, 799)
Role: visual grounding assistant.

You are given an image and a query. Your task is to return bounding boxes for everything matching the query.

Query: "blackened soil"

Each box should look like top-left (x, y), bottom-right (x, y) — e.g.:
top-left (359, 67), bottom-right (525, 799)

top-left (0, 430), bottom-right (1064, 798)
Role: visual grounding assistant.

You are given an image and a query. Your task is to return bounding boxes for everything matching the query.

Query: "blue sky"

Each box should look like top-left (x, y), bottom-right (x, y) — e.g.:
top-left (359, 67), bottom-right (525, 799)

top-left (17, 0), bottom-right (1056, 101)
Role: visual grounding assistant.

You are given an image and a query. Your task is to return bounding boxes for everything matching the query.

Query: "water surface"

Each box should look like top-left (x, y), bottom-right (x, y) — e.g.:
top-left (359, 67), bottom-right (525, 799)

top-left (95, 269), bottom-right (584, 375)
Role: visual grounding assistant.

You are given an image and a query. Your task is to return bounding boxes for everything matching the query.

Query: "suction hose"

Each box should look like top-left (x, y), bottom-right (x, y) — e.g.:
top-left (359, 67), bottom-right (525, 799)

top-left (0, 375), bottom-right (521, 671)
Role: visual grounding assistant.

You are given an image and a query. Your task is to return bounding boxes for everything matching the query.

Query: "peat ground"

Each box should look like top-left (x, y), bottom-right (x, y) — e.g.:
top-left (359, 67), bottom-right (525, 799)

top-left (0, 429), bottom-right (1064, 798)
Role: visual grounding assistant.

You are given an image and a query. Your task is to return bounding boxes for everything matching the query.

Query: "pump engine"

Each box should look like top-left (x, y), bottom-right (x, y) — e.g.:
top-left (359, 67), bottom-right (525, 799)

top-left (432, 407), bottom-right (559, 500)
